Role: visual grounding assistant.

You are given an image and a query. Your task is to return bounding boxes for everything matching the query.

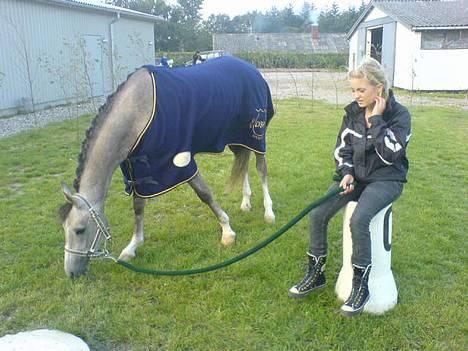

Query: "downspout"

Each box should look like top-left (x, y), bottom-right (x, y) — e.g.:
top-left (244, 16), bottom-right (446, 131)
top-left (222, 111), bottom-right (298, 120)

top-left (109, 11), bottom-right (121, 91)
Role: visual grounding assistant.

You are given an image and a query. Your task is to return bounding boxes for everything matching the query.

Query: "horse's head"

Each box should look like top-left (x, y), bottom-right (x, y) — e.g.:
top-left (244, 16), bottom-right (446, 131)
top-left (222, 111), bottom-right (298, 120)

top-left (59, 182), bottom-right (109, 279)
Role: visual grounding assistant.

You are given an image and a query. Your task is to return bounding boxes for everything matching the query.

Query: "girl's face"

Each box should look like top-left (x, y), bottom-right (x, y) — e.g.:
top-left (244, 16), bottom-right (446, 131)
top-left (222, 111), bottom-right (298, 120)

top-left (349, 78), bottom-right (383, 109)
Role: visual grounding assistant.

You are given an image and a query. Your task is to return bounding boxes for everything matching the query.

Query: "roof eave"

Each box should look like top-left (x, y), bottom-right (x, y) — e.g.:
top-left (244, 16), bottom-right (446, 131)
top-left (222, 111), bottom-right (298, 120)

top-left (412, 25), bottom-right (468, 31)
top-left (38, 0), bottom-right (164, 22)
top-left (346, 1), bottom-right (419, 39)
top-left (346, 2), bottom-right (375, 40)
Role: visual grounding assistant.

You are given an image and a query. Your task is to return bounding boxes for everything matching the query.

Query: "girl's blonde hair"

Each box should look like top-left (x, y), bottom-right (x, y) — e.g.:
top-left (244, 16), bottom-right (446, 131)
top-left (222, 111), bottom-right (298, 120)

top-left (348, 58), bottom-right (389, 99)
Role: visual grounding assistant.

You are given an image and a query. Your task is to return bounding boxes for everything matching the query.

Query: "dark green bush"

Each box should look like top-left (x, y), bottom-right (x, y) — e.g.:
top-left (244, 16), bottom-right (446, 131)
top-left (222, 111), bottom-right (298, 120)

top-left (236, 52), bottom-right (347, 69)
top-left (156, 51), bottom-right (193, 67)
top-left (158, 51), bottom-right (347, 70)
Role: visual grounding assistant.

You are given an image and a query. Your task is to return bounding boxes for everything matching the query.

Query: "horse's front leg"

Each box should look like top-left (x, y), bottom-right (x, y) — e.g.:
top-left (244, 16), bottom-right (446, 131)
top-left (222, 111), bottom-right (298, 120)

top-left (118, 195), bottom-right (146, 261)
top-left (189, 173), bottom-right (236, 245)
top-left (255, 153), bottom-right (275, 224)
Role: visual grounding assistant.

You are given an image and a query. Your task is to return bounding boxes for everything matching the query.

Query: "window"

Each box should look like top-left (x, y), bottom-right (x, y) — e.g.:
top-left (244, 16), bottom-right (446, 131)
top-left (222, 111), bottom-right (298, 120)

top-left (421, 29), bottom-right (468, 49)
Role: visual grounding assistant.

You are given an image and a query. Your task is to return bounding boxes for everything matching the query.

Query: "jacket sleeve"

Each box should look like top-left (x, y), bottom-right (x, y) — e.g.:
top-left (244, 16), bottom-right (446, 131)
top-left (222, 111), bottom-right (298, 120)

top-left (368, 108), bottom-right (412, 165)
top-left (334, 115), bottom-right (355, 177)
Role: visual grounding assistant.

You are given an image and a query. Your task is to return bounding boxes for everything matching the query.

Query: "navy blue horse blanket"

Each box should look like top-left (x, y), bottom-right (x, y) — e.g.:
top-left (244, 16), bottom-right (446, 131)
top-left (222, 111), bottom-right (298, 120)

top-left (120, 56), bottom-right (274, 198)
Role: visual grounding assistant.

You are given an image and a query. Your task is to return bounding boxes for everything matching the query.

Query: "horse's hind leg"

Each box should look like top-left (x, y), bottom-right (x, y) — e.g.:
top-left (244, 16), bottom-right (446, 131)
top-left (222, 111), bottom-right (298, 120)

top-left (255, 153), bottom-right (275, 224)
top-left (119, 195), bottom-right (146, 261)
top-left (189, 173), bottom-right (236, 246)
top-left (240, 172), bottom-right (252, 212)
top-left (228, 145), bottom-right (252, 212)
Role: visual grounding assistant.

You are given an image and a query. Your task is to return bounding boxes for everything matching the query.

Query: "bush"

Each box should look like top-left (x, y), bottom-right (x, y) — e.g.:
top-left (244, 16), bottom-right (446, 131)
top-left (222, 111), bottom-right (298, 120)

top-left (237, 52), bottom-right (347, 69)
top-left (158, 51), bottom-right (348, 70)
top-left (156, 51), bottom-right (194, 67)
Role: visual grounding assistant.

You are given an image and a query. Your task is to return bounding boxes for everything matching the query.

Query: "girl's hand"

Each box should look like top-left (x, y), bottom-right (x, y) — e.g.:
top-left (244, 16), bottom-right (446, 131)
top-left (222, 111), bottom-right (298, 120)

top-left (371, 96), bottom-right (386, 116)
top-left (339, 174), bottom-right (355, 195)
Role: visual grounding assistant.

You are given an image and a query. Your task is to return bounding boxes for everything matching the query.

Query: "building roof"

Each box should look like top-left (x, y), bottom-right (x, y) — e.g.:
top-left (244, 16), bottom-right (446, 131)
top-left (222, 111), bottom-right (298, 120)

top-left (213, 32), bottom-right (348, 54)
top-left (347, 0), bottom-right (468, 38)
top-left (35, 0), bottom-right (163, 22)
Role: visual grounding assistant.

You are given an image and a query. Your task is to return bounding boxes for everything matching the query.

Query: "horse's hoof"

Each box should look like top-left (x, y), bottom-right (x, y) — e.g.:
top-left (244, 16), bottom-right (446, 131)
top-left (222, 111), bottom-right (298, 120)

top-left (264, 213), bottom-right (276, 224)
top-left (118, 251), bottom-right (135, 262)
top-left (240, 202), bottom-right (252, 212)
top-left (221, 234), bottom-right (236, 246)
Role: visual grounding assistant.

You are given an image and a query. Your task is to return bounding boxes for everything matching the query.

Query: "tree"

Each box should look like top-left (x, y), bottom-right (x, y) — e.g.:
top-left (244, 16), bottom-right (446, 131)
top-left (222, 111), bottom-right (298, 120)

top-left (279, 4), bottom-right (304, 32)
top-left (300, 2), bottom-right (317, 28)
top-left (169, 0), bottom-right (209, 51)
top-left (138, 0), bottom-right (209, 52)
top-left (154, 0), bottom-right (171, 20)
top-left (330, 2), bottom-right (340, 17)
top-left (204, 14), bottom-right (234, 33)
top-left (177, 0), bottom-right (203, 27)
top-left (2, 14), bottom-right (38, 119)
top-left (127, 0), bottom-right (156, 14)
top-left (229, 14), bottom-right (254, 33)
top-left (318, 2), bottom-right (365, 33)
top-left (318, 4), bottom-right (339, 33)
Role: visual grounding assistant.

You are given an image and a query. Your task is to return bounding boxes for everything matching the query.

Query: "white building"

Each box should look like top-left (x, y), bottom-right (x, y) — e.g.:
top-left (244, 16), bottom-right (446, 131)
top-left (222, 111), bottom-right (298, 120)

top-left (0, 0), bottom-right (162, 117)
top-left (347, 0), bottom-right (468, 91)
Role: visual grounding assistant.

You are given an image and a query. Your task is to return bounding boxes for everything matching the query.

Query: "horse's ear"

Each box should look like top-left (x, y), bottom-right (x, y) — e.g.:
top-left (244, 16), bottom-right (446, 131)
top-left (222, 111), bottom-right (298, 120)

top-left (61, 181), bottom-right (74, 204)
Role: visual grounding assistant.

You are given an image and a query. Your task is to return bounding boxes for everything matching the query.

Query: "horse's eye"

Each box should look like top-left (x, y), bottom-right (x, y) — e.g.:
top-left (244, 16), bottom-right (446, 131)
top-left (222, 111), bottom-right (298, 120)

top-left (75, 228), bottom-right (86, 235)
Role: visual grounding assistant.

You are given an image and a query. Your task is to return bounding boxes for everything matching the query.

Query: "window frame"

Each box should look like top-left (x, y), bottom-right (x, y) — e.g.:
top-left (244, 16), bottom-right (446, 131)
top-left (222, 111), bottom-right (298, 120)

top-left (420, 29), bottom-right (468, 50)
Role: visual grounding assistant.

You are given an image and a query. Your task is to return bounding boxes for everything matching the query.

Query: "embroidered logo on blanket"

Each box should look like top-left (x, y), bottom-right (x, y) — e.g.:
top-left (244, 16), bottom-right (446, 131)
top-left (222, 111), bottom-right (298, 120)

top-left (250, 108), bottom-right (268, 140)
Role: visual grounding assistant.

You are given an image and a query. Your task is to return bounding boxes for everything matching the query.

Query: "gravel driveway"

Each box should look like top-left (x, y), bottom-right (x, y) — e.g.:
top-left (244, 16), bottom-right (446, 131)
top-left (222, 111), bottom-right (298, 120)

top-left (1, 70), bottom-right (466, 139)
top-left (261, 70), bottom-right (468, 110)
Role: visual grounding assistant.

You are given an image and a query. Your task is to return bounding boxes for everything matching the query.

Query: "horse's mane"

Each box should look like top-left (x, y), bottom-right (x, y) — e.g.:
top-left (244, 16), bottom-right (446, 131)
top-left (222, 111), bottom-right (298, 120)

top-left (58, 71), bottom-right (138, 222)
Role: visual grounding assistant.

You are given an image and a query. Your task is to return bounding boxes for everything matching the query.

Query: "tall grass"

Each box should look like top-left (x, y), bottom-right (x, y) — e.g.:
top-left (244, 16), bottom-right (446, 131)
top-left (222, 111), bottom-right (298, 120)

top-left (0, 100), bottom-right (466, 350)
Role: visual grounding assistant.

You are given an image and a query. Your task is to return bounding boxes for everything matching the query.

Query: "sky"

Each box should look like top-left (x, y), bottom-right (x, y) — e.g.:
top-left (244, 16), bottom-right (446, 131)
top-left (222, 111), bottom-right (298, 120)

top-left (169, 0), bottom-right (370, 19)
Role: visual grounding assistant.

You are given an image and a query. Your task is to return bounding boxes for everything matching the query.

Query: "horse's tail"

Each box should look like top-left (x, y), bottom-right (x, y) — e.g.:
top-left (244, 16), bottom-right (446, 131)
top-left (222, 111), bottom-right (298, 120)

top-left (227, 146), bottom-right (251, 191)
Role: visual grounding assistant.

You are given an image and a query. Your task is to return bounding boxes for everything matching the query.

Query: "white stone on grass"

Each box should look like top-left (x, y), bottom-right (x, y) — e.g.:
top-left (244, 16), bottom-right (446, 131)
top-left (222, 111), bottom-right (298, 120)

top-left (0, 329), bottom-right (89, 351)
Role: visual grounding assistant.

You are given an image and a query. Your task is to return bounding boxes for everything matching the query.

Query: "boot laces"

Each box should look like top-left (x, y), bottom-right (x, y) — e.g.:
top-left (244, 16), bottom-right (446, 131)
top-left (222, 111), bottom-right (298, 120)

top-left (346, 270), bottom-right (369, 307)
top-left (297, 259), bottom-right (324, 291)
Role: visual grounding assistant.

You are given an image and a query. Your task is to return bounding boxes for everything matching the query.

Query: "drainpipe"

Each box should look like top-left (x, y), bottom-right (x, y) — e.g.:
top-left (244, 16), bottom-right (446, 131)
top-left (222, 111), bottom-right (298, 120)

top-left (109, 12), bottom-right (121, 91)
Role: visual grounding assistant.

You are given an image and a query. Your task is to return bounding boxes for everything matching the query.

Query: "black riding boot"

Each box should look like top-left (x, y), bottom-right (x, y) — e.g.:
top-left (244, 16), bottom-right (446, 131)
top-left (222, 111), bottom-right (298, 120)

top-left (340, 264), bottom-right (371, 316)
top-left (288, 253), bottom-right (326, 298)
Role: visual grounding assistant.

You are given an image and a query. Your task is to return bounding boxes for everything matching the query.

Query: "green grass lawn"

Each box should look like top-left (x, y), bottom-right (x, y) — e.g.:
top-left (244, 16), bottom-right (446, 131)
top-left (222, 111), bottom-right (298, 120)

top-left (0, 100), bottom-right (466, 350)
top-left (392, 87), bottom-right (468, 100)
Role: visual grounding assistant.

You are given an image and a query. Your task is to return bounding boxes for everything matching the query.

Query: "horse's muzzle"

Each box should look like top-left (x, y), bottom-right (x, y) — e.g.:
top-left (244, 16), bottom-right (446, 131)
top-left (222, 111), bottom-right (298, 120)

top-left (64, 253), bottom-right (90, 279)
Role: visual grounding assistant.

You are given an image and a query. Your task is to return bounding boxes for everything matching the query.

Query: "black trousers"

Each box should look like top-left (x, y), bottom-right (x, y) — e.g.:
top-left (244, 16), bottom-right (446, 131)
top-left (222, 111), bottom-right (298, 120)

top-left (308, 180), bottom-right (404, 266)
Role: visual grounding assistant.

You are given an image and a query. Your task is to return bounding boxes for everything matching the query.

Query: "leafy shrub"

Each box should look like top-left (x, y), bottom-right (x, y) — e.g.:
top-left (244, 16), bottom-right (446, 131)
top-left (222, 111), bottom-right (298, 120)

top-left (158, 51), bottom-right (347, 70)
top-left (237, 52), bottom-right (347, 69)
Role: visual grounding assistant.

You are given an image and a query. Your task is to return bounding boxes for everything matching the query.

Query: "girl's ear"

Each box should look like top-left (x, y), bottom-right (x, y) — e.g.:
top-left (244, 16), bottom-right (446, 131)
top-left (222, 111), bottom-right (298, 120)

top-left (377, 83), bottom-right (384, 97)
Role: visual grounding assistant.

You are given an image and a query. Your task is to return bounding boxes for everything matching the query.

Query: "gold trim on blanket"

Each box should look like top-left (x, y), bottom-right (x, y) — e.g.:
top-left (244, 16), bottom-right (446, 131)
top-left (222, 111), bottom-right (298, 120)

top-left (129, 71), bottom-right (157, 154)
top-left (131, 170), bottom-right (200, 199)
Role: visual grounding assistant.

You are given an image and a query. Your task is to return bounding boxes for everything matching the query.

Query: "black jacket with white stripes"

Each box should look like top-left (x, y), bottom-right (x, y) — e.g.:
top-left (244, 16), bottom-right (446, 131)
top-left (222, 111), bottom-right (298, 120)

top-left (334, 90), bottom-right (412, 183)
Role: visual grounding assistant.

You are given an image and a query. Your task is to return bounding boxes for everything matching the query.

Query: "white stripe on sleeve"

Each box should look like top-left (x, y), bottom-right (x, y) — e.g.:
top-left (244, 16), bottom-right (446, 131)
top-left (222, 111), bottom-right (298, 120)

top-left (384, 129), bottom-right (402, 153)
top-left (334, 128), bottom-right (362, 167)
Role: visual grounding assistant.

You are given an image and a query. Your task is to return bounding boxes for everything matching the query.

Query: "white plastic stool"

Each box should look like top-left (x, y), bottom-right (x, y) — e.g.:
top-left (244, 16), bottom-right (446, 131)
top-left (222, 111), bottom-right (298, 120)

top-left (335, 201), bottom-right (398, 314)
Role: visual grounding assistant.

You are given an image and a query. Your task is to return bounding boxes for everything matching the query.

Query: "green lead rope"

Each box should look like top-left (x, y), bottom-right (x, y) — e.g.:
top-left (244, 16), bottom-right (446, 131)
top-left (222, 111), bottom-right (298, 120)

top-left (116, 186), bottom-right (344, 276)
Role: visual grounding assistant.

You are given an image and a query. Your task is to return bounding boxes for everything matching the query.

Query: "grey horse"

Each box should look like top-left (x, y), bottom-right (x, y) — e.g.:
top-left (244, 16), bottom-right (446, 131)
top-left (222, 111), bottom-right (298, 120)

top-left (59, 57), bottom-right (275, 278)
